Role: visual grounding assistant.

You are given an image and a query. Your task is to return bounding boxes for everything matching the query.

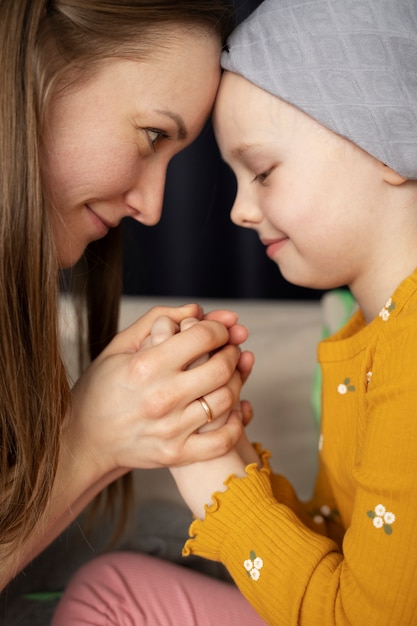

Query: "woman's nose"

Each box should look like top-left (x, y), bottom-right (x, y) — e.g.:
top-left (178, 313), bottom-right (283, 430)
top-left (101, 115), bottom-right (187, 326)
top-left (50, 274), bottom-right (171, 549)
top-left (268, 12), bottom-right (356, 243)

top-left (124, 162), bottom-right (168, 226)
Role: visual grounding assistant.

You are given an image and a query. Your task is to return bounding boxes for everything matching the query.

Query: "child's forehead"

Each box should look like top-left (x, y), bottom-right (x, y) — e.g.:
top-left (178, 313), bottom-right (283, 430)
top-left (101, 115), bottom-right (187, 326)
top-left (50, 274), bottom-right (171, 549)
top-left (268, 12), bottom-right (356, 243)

top-left (216, 73), bottom-right (325, 131)
top-left (215, 83), bottom-right (334, 161)
top-left (220, 0), bottom-right (417, 180)
top-left (217, 72), bottom-right (279, 113)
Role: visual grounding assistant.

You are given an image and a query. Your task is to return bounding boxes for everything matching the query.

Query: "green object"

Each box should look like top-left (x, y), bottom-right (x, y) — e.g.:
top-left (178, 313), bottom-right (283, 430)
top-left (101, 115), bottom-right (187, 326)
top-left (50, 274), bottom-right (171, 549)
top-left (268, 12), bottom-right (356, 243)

top-left (23, 591), bottom-right (63, 602)
top-left (311, 289), bottom-right (357, 427)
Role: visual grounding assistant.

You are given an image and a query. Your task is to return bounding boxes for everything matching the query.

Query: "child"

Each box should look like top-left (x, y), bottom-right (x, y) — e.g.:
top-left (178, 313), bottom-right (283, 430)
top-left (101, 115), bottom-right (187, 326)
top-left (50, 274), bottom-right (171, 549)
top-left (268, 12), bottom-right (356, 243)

top-left (176, 0), bottom-right (417, 623)
top-left (53, 0), bottom-right (417, 623)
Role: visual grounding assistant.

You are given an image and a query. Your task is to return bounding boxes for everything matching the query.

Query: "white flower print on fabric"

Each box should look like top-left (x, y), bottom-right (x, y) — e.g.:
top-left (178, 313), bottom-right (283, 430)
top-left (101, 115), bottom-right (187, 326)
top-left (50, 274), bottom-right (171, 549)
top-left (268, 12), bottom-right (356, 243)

top-left (244, 551), bottom-right (263, 581)
top-left (338, 378), bottom-right (355, 394)
top-left (367, 504), bottom-right (396, 535)
top-left (311, 504), bottom-right (340, 525)
top-left (366, 371), bottom-right (372, 384)
top-left (379, 298), bottom-right (396, 321)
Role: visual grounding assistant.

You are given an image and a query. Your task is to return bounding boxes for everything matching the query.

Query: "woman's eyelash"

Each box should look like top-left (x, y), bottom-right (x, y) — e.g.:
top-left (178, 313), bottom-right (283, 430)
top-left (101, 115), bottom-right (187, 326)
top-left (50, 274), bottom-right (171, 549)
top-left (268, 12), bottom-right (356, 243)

top-left (146, 128), bottom-right (168, 148)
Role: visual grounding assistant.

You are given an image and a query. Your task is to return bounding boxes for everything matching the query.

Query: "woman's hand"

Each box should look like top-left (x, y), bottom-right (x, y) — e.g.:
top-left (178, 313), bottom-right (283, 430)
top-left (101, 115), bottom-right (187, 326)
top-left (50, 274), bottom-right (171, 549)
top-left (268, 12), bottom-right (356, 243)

top-left (204, 308), bottom-right (255, 385)
top-left (139, 310), bottom-right (260, 520)
top-left (69, 304), bottom-right (244, 476)
top-left (140, 311), bottom-right (254, 435)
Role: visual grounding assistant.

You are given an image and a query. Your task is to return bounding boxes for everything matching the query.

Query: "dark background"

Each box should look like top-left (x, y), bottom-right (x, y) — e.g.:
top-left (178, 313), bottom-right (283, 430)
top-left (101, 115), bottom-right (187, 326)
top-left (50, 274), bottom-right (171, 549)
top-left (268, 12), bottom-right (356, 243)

top-left (122, 0), bottom-right (323, 301)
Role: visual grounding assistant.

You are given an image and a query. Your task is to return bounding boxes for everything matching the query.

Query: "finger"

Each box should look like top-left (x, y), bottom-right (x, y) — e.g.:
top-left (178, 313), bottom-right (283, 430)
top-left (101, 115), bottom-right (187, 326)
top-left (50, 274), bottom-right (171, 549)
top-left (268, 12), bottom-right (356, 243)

top-left (155, 319), bottom-right (230, 371)
top-left (173, 417), bottom-right (244, 466)
top-left (238, 350), bottom-right (255, 385)
top-left (181, 319), bottom-right (249, 375)
top-left (123, 341), bottom-right (241, 429)
top-left (228, 323), bottom-right (249, 345)
top-left (182, 343), bottom-right (241, 399)
top-left (104, 304), bottom-right (202, 355)
top-left (205, 311), bottom-right (249, 346)
top-left (194, 368), bottom-right (242, 433)
top-left (150, 315), bottom-right (179, 346)
top-left (140, 315), bottom-right (179, 351)
top-left (204, 309), bottom-right (238, 327)
top-left (240, 399), bottom-right (254, 426)
top-left (180, 317), bottom-right (200, 332)
top-left (180, 318), bottom-right (209, 368)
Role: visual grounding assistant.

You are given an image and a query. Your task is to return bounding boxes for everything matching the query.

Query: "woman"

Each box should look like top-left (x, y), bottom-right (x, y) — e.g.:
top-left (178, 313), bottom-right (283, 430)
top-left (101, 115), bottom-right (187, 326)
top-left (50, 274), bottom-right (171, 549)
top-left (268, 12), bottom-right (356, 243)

top-left (55, 0), bottom-right (417, 623)
top-left (0, 0), bottom-right (252, 592)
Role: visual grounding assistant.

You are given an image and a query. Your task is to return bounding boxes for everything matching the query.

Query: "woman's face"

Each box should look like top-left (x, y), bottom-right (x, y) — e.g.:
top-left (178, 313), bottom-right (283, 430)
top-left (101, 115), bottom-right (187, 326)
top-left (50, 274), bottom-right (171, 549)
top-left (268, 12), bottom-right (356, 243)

top-left (213, 71), bottom-right (398, 296)
top-left (42, 29), bottom-right (221, 268)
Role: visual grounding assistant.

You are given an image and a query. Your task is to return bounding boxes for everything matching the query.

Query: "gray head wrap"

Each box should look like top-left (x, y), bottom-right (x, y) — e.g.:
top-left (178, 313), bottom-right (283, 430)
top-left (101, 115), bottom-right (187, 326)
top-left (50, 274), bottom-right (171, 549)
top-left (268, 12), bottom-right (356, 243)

top-left (221, 0), bottom-right (417, 178)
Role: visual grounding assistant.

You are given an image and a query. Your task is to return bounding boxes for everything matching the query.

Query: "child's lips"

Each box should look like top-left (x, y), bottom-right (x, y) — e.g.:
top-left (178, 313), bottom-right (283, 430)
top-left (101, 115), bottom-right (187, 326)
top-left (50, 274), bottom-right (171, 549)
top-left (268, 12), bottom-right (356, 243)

top-left (261, 237), bottom-right (289, 258)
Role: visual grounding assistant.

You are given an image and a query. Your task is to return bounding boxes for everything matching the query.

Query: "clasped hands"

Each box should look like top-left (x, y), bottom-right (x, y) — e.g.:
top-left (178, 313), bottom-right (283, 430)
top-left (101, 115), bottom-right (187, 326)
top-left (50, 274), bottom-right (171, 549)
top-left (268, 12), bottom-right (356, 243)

top-left (140, 308), bottom-right (261, 519)
top-left (70, 303), bottom-right (257, 488)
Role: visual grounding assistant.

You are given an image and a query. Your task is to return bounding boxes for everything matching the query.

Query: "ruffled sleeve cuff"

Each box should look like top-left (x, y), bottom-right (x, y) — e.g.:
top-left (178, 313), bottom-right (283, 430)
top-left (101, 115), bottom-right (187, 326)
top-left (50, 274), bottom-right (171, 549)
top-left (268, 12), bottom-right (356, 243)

top-left (183, 456), bottom-right (275, 561)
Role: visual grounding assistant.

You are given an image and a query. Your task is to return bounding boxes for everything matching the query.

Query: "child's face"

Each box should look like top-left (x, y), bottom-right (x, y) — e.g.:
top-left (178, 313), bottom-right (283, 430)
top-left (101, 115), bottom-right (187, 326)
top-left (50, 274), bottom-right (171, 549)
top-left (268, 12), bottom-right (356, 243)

top-left (42, 29), bottom-right (221, 268)
top-left (213, 72), bottom-right (391, 293)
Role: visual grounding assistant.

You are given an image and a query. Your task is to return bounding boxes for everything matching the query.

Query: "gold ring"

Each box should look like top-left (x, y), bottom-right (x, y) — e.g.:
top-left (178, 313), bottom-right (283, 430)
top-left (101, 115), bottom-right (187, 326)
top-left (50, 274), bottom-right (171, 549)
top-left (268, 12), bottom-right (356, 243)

top-left (197, 396), bottom-right (213, 423)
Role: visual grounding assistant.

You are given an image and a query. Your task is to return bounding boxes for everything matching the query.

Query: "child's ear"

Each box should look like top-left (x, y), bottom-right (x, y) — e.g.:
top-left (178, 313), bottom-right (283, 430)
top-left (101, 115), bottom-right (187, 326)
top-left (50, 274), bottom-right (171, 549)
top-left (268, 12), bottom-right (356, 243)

top-left (382, 164), bottom-right (408, 186)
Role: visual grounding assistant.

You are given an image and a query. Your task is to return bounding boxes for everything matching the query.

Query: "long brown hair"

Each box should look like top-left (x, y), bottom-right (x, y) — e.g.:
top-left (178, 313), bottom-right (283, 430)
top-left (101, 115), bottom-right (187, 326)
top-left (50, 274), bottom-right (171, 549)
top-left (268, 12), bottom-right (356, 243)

top-left (0, 0), bottom-right (234, 562)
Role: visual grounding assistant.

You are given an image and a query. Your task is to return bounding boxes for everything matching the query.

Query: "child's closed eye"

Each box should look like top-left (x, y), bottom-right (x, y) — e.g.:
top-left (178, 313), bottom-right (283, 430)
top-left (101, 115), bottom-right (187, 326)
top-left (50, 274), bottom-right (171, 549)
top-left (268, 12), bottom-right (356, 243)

top-left (252, 167), bottom-right (274, 185)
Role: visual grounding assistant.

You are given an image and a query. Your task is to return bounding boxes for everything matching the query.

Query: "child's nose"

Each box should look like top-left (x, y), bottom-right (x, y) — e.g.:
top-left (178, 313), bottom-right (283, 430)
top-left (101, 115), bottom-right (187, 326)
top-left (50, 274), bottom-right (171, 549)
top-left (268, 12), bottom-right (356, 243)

top-left (230, 188), bottom-right (262, 228)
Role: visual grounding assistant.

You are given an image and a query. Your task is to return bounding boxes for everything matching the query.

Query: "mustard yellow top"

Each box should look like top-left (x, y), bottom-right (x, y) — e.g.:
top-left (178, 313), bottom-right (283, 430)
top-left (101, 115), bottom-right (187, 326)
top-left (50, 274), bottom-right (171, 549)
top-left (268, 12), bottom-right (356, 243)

top-left (184, 270), bottom-right (417, 625)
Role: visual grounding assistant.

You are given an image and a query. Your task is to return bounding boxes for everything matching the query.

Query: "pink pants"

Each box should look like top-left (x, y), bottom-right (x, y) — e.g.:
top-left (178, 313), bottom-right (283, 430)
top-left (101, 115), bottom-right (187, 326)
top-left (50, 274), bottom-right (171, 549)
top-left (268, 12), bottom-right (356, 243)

top-left (51, 552), bottom-right (267, 625)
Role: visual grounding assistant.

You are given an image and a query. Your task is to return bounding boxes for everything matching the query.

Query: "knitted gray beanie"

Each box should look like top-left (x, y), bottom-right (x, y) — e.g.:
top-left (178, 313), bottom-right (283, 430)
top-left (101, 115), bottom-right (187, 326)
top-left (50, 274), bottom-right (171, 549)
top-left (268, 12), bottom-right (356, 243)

top-left (221, 0), bottom-right (417, 178)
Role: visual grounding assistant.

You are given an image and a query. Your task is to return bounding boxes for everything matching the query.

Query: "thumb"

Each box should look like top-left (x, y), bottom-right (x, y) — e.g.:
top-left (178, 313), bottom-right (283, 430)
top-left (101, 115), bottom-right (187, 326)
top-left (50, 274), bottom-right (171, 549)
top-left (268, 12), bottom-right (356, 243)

top-left (103, 303), bottom-right (202, 355)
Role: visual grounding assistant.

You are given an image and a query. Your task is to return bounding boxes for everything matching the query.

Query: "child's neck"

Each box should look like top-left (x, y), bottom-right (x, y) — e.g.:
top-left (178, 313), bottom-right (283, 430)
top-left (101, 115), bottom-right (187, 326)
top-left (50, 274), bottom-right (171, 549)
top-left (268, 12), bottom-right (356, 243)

top-left (353, 261), bottom-right (417, 324)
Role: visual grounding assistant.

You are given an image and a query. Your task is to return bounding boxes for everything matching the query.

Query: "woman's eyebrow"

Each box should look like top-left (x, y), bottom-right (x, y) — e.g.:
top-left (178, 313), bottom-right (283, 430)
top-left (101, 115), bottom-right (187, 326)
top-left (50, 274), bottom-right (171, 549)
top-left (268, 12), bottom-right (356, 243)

top-left (156, 110), bottom-right (187, 140)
